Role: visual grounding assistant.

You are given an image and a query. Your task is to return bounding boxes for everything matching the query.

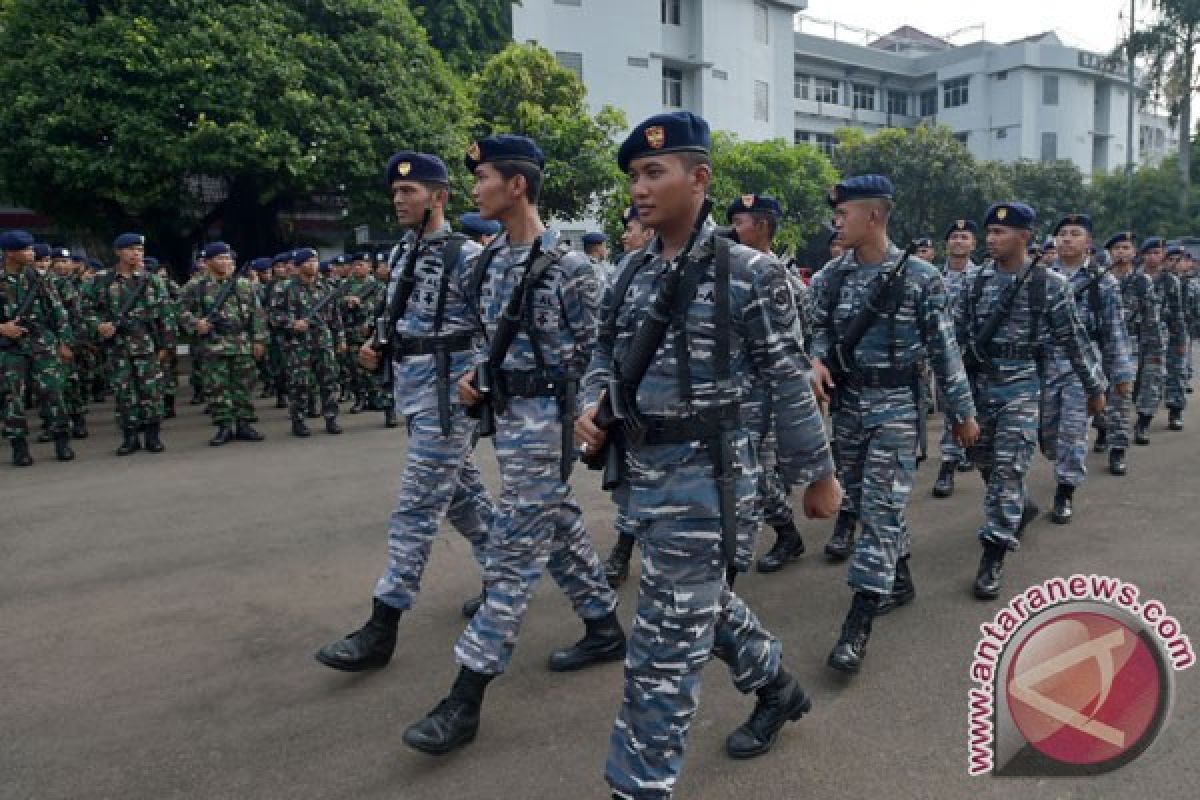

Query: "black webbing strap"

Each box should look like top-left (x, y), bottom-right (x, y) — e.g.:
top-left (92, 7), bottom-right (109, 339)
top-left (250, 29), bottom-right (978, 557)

top-left (432, 233), bottom-right (468, 335)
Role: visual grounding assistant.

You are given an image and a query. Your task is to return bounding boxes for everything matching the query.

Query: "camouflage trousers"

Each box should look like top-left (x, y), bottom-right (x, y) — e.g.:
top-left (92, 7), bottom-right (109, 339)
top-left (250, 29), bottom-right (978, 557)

top-left (60, 356), bottom-right (85, 416)
top-left (373, 407), bottom-right (495, 610)
top-left (284, 342), bottom-right (339, 420)
top-left (111, 351), bottom-right (164, 427)
top-left (938, 385), bottom-right (967, 464)
top-left (162, 350), bottom-right (178, 398)
top-left (204, 353), bottom-right (258, 425)
top-left (970, 376), bottom-right (1038, 550)
top-left (831, 411), bottom-right (918, 596)
top-left (1038, 368), bottom-right (1090, 487)
top-left (1165, 338), bottom-right (1189, 411)
top-left (454, 396), bottom-right (616, 676)
top-left (37, 357), bottom-right (77, 429)
top-left (755, 427), bottom-right (794, 531)
top-left (1102, 385), bottom-right (1133, 450)
top-left (606, 516), bottom-right (781, 800)
top-left (2, 352), bottom-right (67, 439)
top-left (1136, 355), bottom-right (1165, 417)
top-left (341, 339), bottom-right (373, 402)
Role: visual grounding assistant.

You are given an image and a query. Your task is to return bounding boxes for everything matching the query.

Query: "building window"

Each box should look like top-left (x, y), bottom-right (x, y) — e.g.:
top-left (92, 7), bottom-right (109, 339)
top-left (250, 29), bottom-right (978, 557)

top-left (555, 51), bottom-right (583, 81)
top-left (794, 72), bottom-right (810, 100)
top-left (943, 76), bottom-right (969, 109)
top-left (813, 133), bottom-right (838, 158)
top-left (996, 70), bottom-right (1008, 81)
top-left (954, 132), bottom-right (969, 145)
top-left (995, 128), bottom-right (1007, 139)
top-left (663, 66), bottom-right (683, 108)
top-left (553, 0), bottom-right (582, 5)
top-left (886, 90), bottom-right (908, 116)
top-left (627, 57), bottom-right (649, 68)
top-left (661, 0), bottom-right (681, 25)
top-left (712, 68), bottom-right (728, 80)
top-left (852, 83), bottom-right (876, 111)
top-left (1043, 74), bottom-right (1059, 105)
top-left (754, 2), bottom-right (769, 44)
top-left (754, 80), bottom-right (770, 121)
top-left (920, 88), bottom-right (937, 117)
top-left (815, 77), bottom-right (839, 105)
top-left (794, 130), bottom-right (810, 144)
top-left (1041, 132), bottom-right (1058, 162)
top-left (1139, 124), bottom-right (1150, 153)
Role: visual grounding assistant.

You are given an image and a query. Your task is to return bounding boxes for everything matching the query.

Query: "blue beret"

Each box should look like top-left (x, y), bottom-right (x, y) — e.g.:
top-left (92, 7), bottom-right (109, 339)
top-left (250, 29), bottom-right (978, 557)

top-left (0, 230), bottom-right (35, 251)
top-left (386, 151), bottom-right (450, 186)
top-left (983, 202), bottom-right (1036, 230)
top-left (70, 254), bottom-right (85, 263)
top-left (113, 233), bottom-right (145, 250)
top-left (88, 258), bottom-right (104, 270)
top-left (618, 112), bottom-right (710, 173)
top-left (32, 243), bottom-right (52, 259)
top-left (944, 219), bottom-right (979, 239)
top-left (458, 211), bottom-right (501, 237)
top-left (201, 242), bottom-right (231, 259)
top-left (915, 237), bottom-right (934, 249)
top-left (318, 261), bottom-right (332, 273)
top-left (143, 256), bottom-right (160, 269)
top-left (353, 252), bottom-right (370, 261)
top-left (1043, 237), bottom-right (1058, 250)
top-left (293, 247), bottom-right (318, 264)
top-left (250, 257), bottom-right (272, 272)
top-left (465, 134), bottom-right (545, 172)
top-left (1167, 244), bottom-right (1185, 257)
top-left (333, 254), bottom-right (348, 266)
top-left (828, 175), bottom-right (895, 207)
top-left (1053, 213), bottom-right (1092, 235)
top-left (622, 205), bottom-right (640, 224)
top-left (726, 193), bottom-right (783, 222)
top-left (582, 232), bottom-right (608, 247)
top-left (1141, 237), bottom-right (1165, 253)
top-left (273, 251), bottom-right (292, 264)
top-left (1104, 232), bottom-right (1136, 249)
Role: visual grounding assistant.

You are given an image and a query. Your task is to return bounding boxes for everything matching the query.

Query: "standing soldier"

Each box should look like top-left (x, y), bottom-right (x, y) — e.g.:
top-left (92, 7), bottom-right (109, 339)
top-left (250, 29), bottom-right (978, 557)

top-left (1137, 238), bottom-right (1183, 437)
top-left (269, 248), bottom-right (346, 437)
top-left (148, 257), bottom-right (182, 420)
top-left (403, 135), bottom-right (623, 755)
top-left (1040, 215), bottom-right (1133, 522)
top-left (31, 243), bottom-right (77, 454)
top-left (932, 219), bottom-right (981, 498)
top-left (956, 205), bottom-right (1105, 600)
top-left (914, 236), bottom-right (936, 263)
top-left (581, 232), bottom-right (613, 286)
top-left (247, 257), bottom-right (275, 394)
top-left (51, 248), bottom-right (89, 439)
top-left (264, 253), bottom-right (292, 407)
top-left (1163, 245), bottom-right (1191, 429)
top-left (1180, 251), bottom-right (1200, 393)
top-left (180, 243), bottom-right (266, 445)
top-left (811, 177), bottom-right (978, 673)
top-left (574, 113), bottom-right (842, 798)
top-left (337, 253), bottom-right (379, 414)
top-left (315, 152), bottom-right (496, 672)
top-left (1, 231), bottom-right (72, 465)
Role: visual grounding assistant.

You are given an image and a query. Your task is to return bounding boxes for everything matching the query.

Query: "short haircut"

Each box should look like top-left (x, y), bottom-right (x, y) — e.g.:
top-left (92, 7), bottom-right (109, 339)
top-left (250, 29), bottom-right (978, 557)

top-left (749, 210), bottom-right (778, 239)
top-left (492, 160), bottom-right (543, 204)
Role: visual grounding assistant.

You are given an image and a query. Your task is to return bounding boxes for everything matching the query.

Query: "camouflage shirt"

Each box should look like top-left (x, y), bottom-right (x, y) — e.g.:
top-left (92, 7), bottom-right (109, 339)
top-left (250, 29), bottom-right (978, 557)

top-left (180, 273), bottom-right (267, 356)
top-left (83, 270), bottom-right (176, 356)
top-left (1, 266), bottom-right (68, 357)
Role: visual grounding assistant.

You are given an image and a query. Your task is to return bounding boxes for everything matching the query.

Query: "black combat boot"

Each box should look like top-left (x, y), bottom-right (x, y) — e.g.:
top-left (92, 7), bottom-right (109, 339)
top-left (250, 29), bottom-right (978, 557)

top-left (275, 391), bottom-right (288, 409)
top-left (209, 424), bottom-right (235, 447)
top-left (384, 408), bottom-right (399, 428)
top-left (164, 394), bottom-right (176, 419)
top-left (325, 416), bottom-right (343, 435)
top-left (306, 393), bottom-right (320, 419)
top-left (143, 422), bottom-right (165, 453)
top-left (1109, 448), bottom-right (1127, 476)
top-left (53, 432), bottom-right (75, 462)
top-left (876, 555), bottom-right (916, 615)
top-left (189, 385), bottom-right (203, 405)
top-left (827, 592), bottom-right (880, 674)
top-left (404, 667), bottom-right (493, 755)
top-left (1093, 426), bottom-right (1109, 453)
top-left (932, 461), bottom-right (956, 498)
top-left (973, 541), bottom-right (1007, 600)
top-left (116, 427), bottom-right (141, 456)
top-left (755, 522), bottom-right (805, 573)
top-left (1135, 414), bottom-right (1152, 445)
top-left (1052, 484), bottom-right (1074, 525)
top-left (70, 413), bottom-right (88, 439)
top-left (349, 394), bottom-right (366, 414)
top-left (1016, 494), bottom-right (1039, 539)
top-left (603, 534), bottom-right (634, 588)
top-left (235, 421), bottom-right (264, 442)
top-left (461, 585), bottom-right (485, 619)
top-left (1168, 407), bottom-right (1184, 431)
top-left (725, 667), bottom-right (811, 759)
top-left (291, 418), bottom-right (311, 438)
top-left (37, 427), bottom-right (52, 443)
top-left (824, 511), bottom-right (856, 562)
top-left (547, 611), bottom-right (627, 672)
top-left (11, 437), bottom-right (33, 467)
top-left (315, 598), bottom-right (401, 672)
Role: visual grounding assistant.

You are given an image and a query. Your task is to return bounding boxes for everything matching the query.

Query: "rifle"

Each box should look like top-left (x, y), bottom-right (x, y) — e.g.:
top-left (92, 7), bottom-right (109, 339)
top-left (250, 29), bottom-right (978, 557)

top-left (0, 268), bottom-right (44, 350)
top-left (101, 270), bottom-right (152, 348)
top-left (583, 197), bottom-right (714, 489)
top-left (375, 208), bottom-right (433, 387)
top-left (199, 271), bottom-right (243, 338)
top-left (962, 254), bottom-right (1044, 377)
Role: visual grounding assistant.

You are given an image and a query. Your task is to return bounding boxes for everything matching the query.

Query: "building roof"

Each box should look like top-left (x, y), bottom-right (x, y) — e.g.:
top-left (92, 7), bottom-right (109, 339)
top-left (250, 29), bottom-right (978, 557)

top-left (869, 26), bottom-right (953, 54)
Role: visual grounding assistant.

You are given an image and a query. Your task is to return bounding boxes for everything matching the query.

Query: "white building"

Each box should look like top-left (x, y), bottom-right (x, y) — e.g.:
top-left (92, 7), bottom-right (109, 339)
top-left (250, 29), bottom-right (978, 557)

top-left (511, 0), bottom-right (1178, 175)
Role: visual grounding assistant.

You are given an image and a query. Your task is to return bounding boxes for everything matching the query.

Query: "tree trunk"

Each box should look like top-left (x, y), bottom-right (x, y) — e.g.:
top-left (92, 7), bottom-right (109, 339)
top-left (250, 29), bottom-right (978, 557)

top-left (1178, 28), bottom-right (1194, 215)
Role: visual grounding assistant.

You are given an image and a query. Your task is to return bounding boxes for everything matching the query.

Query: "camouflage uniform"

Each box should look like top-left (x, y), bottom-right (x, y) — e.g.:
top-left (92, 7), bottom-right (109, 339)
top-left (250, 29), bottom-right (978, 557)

top-left (1039, 260), bottom-right (1134, 486)
top-left (938, 259), bottom-right (978, 465)
top-left (454, 230), bottom-right (618, 676)
top-left (267, 275), bottom-right (344, 423)
top-left (1156, 269), bottom-right (1189, 415)
top-left (37, 269), bottom-right (78, 437)
top-left (586, 225), bottom-right (835, 799)
top-left (2, 267), bottom-right (69, 443)
top-left (337, 273), bottom-right (383, 409)
top-left (1114, 268), bottom-right (1165, 426)
top-left (59, 270), bottom-right (89, 428)
top-left (180, 273), bottom-right (266, 427)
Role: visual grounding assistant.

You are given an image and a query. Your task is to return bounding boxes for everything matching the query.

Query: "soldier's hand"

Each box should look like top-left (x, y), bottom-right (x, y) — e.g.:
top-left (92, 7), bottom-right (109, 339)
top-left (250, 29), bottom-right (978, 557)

top-left (336, 343), bottom-right (347, 354)
top-left (953, 417), bottom-right (980, 448)
top-left (809, 358), bottom-right (834, 406)
top-left (0, 320), bottom-right (27, 340)
top-left (57, 344), bottom-right (74, 362)
top-left (1087, 393), bottom-right (1107, 416)
top-left (575, 403), bottom-right (607, 454)
top-left (97, 322), bottom-right (116, 339)
top-left (359, 343), bottom-right (379, 371)
top-left (253, 343), bottom-right (265, 360)
top-left (802, 473), bottom-right (843, 520)
top-left (458, 370), bottom-right (481, 406)
top-left (1115, 381), bottom-right (1133, 398)
top-left (292, 319), bottom-right (309, 333)
top-left (195, 320), bottom-right (211, 335)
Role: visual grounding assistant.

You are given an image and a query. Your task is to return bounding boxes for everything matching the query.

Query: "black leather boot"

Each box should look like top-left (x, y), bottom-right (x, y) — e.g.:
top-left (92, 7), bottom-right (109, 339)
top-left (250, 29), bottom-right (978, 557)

top-left (1169, 408), bottom-right (1184, 431)
top-left (349, 394), bottom-right (365, 414)
top-left (1109, 448), bottom-right (1127, 476)
top-left (827, 592), bottom-right (880, 674)
top-left (974, 541), bottom-right (1007, 600)
top-left (547, 611), bottom-right (627, 672)
top-left (384, 408), bottom-right (399, 428)
top-left (70, 413), bottom-right (88, 439)
top-left (824, 511), bottom-right (856, 562)
top-left (235, 421), bottom-right (264, 442)
top-left (932, 461), bottom-right (956, 498)
top-left (725, 667), bottom-right (811, 759)
top-left (116, 427), bottom-right (141, 456)
top-left (275, 391), bottom-right (288, 409)
top-left (164, 395), bottom-right (176, 419)
top-left (461, 586), bottom-right (485, 619)
top-left (53, 432), bottom-right (75, 462)
top-left (876, 556), bottom-right (916, 615)
top-left (755, 523), bottom-right (805, 572)
top-left (404, 667), bottom-right (493, 754)
top-left (11, 437), bottom-right (33, 467)
top-left (189, 386), bottom-right (203, 405)
top-left (1052, 484), bottom-right (1074, 525)
top-left (603, 534), bottom-right (634, 588)
top-left (291, 418), bottom-right (311, 437)
top-left (1093, 426), bottom-right (1108, 453)
top-left (1135, 414), bottom-right (1152, 445)
top-left (325, 416), bottom-right (343, 435)
top-left (314, 598), bottom-right (401, 672)
top-left (38, 427), bottom-right (52, 443)
top-left (209, 424), bottom-right (235, 447)
top-left (143, 422), bottom-right (165, 453)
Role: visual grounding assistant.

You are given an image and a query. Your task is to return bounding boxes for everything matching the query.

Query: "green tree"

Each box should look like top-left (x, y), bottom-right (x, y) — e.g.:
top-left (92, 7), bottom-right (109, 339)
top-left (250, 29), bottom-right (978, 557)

top-left (0, 0), bottom-right (467, 266)
top-left (709, 132), bottom-right (839, 255)
top-left (1090, 157), bottom-right (1194, 237)
top-left (833, 125), bottom-right (1011, 245)
top-left (408, 0), bottom-right (516, 76)
top-left (999, 160), bottom-right (1091, 235)
top-left (473, 43), bottom-right (625, 221)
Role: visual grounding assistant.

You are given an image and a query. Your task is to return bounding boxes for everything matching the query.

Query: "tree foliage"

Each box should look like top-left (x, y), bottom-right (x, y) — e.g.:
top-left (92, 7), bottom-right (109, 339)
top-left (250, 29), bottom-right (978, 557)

top-left (408, 0), bottom-right (516, 76)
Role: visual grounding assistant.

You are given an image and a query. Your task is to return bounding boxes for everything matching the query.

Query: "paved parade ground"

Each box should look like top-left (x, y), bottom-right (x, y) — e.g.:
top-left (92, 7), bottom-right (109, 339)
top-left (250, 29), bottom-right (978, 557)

top-left (3, 395), bottom-right (1199, 800)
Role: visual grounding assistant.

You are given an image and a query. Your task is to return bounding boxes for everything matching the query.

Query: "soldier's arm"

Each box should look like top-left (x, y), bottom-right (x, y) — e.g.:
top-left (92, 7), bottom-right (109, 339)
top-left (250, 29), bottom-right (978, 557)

top-left (266, 283), bottom-right (295, 331)
top-left (1168, 276), bottom-right (1188, 342)
top-left (1141, 277), bottom-right (1165, 356)
top-left (152, 276), bottom-right (176, 349)
top-left (918, 271), bottom-right (974, 423)
top-left (249, 285), bottom-right (268, 344)
top-left (807, 265), bottom-right (833, 358)
top-left (1047, 277), bottom-right (1106, 397)
top-left (1100, 277), bottom-right (1136, 385)
top-left (581, 259), bottom-right (626, 408)
top-left (559, 254), bottom-right (600, 379)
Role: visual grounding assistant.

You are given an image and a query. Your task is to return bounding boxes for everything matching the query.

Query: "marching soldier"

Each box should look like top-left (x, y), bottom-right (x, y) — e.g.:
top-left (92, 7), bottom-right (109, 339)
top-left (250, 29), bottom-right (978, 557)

top-left (1163, 245), bottom-right (1191, 429)
top-left (914, 236), bottom-right (936, 263)
top-left (582, 231), bottom-right (613, 285)
top-left (337, 253), bottom-right (382, 414)
top-left (1137, 237), bottom-right (1183, 438)
top-left (31, 243), bottom-right (76, 455)
top-left (50, 248), bottom-right (89, 439)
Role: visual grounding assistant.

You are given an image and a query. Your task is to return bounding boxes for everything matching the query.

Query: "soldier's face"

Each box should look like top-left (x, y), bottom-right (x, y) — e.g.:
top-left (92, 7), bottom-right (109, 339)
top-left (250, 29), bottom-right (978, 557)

top-left (34, 256), bottom-right (51, 272)
top-left (353, 261), bottom-right (369, 278)
top-left (1110, 242), bottom-right (1135, 264)
top-left (1144, 248), bottom-right (1164, 268)
top-left (946, 232), bottom-right (975, 258)
top-left (375, 264), bottom-right (389, 280)
top-left (118, 245), bottom-right (144, 269)
top-left (471, 164), bottom-right (523, 221)
top-left (51, 258), bottom-right (71, 275)
top-left (298, 258), bottom-right (318, 278)
top-left (208, 254), bottom-right (234, 278)
top-left (627, 154), bottom-right (708, 230)
top-left (985, 225), bottom-right (1028, 261)
top-left (1055, 225), bottom-right (1090, 261)
top-left (831, 201), bottom-right (876, 248)
top-left (621, 220), bottom-right (653, 252)
top-left (730, 212), bottom-right (769, 251)
top-left (392, 180), bottom-right (435, 228)
top-left (916, 245), bottom-right (936, 261)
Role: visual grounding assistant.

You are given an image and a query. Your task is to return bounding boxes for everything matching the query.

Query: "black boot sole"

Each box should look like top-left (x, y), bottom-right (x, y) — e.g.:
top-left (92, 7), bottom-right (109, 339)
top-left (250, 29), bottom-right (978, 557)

top-left (313, 650), bottom-right (391, 673)
top-left (827, 648), bottom-right (864, 675)
top-left (547, 638), bottom-right (627, 672)
top-left (726, 691), bottom-right (811, 759)
top-left (875, 589), bottom-right (916, 616)
top-left (403, 726), bottom-right (477, 755)
top-left (932, 483), bottom-right (954, 498)
top-left (756, 541), bottom-right (806, 573)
